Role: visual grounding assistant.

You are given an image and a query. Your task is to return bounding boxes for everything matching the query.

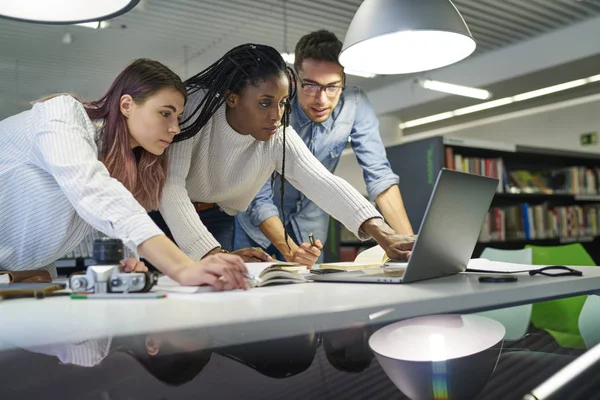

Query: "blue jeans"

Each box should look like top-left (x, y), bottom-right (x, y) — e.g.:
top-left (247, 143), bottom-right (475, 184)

top-left (234, 218), bottom-right (324, 263)
top-left (145, 208), bottom-right (235, 270)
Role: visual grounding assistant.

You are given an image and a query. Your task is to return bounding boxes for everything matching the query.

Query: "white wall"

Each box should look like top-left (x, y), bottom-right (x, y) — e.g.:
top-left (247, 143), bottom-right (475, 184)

top-left (335, 152), bottom-right (367, 196)
top-left (447, 97), bottom-right (600, 153)
top-left (402, 93), bottom-right (600, 154)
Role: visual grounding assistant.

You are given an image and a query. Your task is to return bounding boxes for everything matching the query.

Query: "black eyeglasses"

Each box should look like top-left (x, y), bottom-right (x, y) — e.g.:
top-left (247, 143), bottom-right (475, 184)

top-left (298, 78), bottom-right (344, 98)
top-left (528, 265), bottom-right (583, 277)
top-left (467, 265), bottom-right (583, 277)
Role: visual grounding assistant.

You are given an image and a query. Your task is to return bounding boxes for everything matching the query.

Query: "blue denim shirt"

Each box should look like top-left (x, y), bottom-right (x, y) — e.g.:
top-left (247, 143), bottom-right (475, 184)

top-left (235, 86), bottom-right (399, 248)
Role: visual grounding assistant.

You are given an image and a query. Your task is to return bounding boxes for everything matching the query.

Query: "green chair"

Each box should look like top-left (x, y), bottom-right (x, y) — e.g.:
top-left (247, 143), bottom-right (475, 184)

top-left (526, 243), bottom-right (596, 349)
top-left (475, 247), bottom-right (533, 341)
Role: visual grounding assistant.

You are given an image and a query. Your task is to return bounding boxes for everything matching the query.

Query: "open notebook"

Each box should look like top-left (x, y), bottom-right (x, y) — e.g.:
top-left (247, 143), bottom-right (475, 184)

top-left (247, 265), bottom-right (308, 288)
top-left (153, 262), bottom-right (310, 294)
top-left (317, 245), bottom-right (400, 271)
top-left (317, 245), bottom-right (547, 274)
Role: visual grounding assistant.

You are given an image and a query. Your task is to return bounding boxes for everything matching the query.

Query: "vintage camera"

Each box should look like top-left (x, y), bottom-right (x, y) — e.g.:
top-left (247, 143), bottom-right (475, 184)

top-left (69, 238), bottom-right (158, 294)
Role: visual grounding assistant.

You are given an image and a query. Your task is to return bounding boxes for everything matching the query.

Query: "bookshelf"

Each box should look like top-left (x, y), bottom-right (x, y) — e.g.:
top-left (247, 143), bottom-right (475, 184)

top-left (328, 136), bottom-right (600, 264)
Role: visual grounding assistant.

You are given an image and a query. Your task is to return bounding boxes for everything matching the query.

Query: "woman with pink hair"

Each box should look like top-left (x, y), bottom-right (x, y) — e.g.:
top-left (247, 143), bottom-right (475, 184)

top-left (0, 58), bottom-right (248, 291)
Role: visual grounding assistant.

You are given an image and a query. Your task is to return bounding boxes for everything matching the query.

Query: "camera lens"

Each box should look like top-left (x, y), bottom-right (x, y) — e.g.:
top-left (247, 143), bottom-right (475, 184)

top-left (93, 238), bottom-right (124, 265)
top-left (70, 276), bottom-right (87, 291)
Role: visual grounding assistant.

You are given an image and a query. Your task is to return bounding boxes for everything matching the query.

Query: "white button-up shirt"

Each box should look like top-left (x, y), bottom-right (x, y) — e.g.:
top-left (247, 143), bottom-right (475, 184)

top-left (0, 95), bottom-right (163, 276)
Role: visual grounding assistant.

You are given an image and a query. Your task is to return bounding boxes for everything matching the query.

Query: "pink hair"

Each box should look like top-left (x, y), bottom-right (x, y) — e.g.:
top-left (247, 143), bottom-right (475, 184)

top-left (84, 59), bottom-right (187, 210)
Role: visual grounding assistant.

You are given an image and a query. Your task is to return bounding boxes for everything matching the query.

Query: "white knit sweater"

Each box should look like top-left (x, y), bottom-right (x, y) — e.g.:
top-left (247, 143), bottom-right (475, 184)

top-left (160, 101), bottom-right (382, 260)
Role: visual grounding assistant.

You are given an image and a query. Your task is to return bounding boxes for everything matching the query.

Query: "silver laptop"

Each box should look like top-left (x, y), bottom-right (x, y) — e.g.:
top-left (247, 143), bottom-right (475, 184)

top-left (310, 168), bottom-right (499, 284)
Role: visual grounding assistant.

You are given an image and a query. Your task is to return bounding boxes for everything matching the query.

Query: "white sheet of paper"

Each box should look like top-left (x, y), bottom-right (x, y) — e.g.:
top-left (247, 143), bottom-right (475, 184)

top-left (466, 258), bottom-right (542, 274)
top-left (0, 275), bottom-right (9, 284)
top-left (245, 262), bottom-right (277, 277)
top-left (152, 275), bottom-right (215, 294)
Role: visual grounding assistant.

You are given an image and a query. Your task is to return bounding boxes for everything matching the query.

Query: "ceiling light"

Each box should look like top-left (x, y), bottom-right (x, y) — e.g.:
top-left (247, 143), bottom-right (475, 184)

top-left (453, 98), bottom-right (513, 116)
top-left (400, 72), bottom-right (600, 129)
top-left (340, 0), bottom-right (476, 75)
top-left (588, 74), bottom-right (600, 83)
top-left (419, 79), bottom-right (491, 100)
top-left (279, 52), bottom-right (377, 78)
top-left (75, 21), bottom-right (111, 29)
top-left (0, 0), bottom-right (139, 24)
top-left (401, 112), bottom-right (455, 129)
top-left (512, 78), bottom-right (588, 102)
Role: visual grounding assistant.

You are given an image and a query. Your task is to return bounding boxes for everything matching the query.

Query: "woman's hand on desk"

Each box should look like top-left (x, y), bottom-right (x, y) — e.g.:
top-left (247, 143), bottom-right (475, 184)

top-left (174, 253), bottom-right (250, 290)
top-left (137, 235), bottom-right (249, 290)
top-left (120, 258), bottom-right (148, 272)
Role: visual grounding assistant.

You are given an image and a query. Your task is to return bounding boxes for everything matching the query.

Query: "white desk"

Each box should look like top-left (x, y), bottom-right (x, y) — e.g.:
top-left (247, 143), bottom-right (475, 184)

top-left (1, 267), bottom-right (600, 350)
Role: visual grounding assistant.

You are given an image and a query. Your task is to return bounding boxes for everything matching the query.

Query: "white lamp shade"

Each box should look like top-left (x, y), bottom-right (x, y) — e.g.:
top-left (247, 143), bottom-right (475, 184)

top-left (340, 0), bottom-right (476, 75)
top-left (0, 0), bottom-right (139, 24)
top-left (369, 314), bottom-right (505, 361)
top-left (369, 314), bottom-right (505, 400)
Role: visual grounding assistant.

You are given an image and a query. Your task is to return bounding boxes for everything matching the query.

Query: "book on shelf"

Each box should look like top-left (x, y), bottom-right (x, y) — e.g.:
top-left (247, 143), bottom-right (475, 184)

top-left (505, 167), bottom-right (600, 195)
top-left (445, 147), bottom-right (505, 193)
top-left (479, 202), bottom-right (600, 242)
top-left (339, 245), bottom-right (360, 261)
top-left (445, 147), bottom-right (600, 196)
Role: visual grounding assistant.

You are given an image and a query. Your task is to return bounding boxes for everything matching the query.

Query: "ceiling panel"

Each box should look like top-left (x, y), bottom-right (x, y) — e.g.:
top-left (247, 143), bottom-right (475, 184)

top-left (1, 0), bottom-right (599, 119)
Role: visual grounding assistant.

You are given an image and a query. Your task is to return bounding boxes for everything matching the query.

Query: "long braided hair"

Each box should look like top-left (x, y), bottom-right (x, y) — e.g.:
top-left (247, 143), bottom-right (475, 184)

top-left (178, 43), bottom-right (296, 250)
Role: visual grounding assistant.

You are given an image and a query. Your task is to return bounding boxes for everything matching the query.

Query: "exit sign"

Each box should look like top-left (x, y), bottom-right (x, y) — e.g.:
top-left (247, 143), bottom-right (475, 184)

top-left (580, 132), bottom-right (598, 146)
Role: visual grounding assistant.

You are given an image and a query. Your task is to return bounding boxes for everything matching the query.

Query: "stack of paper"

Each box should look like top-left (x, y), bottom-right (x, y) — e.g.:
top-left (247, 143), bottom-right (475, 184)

top-left (466, 258), bottom-right (544, 274)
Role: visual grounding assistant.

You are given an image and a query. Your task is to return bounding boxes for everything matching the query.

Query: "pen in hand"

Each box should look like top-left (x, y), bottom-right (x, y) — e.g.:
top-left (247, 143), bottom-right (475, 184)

top-left (308, 232), bottom-right (316, 247)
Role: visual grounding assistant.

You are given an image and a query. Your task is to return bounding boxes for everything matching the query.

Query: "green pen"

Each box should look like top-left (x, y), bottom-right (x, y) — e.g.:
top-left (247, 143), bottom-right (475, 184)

top-left (71, 293), bottom-right (167, 300)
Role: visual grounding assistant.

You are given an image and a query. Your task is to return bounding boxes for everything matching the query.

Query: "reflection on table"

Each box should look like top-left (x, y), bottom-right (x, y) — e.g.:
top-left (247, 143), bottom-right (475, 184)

top-left (2, 315), bottom-right (600, 400)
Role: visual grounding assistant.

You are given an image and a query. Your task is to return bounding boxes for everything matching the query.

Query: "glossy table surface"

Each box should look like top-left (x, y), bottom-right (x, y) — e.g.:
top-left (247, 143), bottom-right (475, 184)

top-left (2, 266), bottom-right (600, 350)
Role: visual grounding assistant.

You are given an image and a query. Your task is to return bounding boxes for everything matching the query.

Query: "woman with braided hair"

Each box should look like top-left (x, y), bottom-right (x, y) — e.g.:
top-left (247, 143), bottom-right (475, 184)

top-left (152, 43), bottom-right (413, 265)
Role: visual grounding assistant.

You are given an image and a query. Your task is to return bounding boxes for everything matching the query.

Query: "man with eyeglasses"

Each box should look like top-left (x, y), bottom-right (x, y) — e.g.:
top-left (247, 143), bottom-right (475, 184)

top-left (234, 30), bottom-right (414, 265)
